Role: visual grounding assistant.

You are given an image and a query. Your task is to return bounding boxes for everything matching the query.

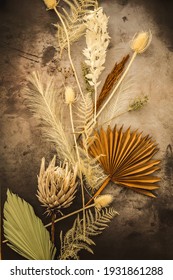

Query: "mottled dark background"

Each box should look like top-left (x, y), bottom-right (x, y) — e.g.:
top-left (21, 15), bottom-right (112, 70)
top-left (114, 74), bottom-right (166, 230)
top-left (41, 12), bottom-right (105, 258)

top-left (1, 0), bottom-right (173, 260)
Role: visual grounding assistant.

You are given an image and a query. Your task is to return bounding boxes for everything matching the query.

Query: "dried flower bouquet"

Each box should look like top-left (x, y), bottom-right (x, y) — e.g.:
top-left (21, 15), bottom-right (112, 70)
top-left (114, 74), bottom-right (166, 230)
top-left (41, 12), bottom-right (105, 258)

top-left (3, 0), bottom-right (160, 260)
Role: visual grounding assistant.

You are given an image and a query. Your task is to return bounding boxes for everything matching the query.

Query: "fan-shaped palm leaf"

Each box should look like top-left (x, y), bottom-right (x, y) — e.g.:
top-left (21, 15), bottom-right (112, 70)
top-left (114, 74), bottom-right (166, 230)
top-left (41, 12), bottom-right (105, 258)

top-left (87, 125), bottom-right (160, 204)
top-left (3, 190), bottom-right (56, 260)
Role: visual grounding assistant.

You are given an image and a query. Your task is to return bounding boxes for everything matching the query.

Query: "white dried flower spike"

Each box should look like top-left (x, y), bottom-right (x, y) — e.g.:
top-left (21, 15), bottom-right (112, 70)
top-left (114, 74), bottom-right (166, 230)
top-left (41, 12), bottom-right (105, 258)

top-left (37, 156), bottom-right (78, 215)
top-left (130, 30), bottom-right (152, 54)
top-left (83, 8), bottom-right (110, 87)
top-left (94, 194), bottom-right (114, 210)
top-left (44, 0), bottom-right (57, 10)
top-left (65, 86), bottom-right (76, 104)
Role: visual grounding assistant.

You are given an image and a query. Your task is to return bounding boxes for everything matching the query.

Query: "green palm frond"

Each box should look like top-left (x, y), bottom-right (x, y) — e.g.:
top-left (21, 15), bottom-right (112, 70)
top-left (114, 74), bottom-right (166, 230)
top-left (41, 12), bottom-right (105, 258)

top-left (55, 0), bottom-right (98, 55)
top-left (59, 207), bottom-right (117, 259)
top-left (26, 71), bottom-right (76, 164)
top-left (3, 190), bottom-right (56, 260)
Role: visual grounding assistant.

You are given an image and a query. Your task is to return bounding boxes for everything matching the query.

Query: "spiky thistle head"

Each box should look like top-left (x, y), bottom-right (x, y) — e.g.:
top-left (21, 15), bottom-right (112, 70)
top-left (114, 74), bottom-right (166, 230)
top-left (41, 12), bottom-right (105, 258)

top-left (130, 30), bottom-right (152, 54)
top-left (43, 0), bottom-right (57, 10)
top-left (37, 156), bottom-right (78, 215)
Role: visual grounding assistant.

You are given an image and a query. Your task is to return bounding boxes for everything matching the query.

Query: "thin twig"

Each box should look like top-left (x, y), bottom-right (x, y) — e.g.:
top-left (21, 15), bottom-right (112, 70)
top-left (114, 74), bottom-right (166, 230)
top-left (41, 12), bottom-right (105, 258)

top-left (69, 103), bottom-right (86, 237)
top-left (54, 7), bottom-right (86, 104)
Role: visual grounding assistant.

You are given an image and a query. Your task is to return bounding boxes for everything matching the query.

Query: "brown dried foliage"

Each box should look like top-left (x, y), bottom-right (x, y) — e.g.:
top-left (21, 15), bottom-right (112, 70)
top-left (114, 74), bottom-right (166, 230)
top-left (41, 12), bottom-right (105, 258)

top-left (96, 54), bottom-right (130, 111)
top-left (87, 125), bottom-right (160, 205)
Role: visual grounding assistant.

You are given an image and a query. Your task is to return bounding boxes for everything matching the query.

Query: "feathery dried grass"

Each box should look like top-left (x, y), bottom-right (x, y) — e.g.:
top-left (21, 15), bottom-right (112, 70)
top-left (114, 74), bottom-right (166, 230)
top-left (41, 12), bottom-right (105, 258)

top-left (26, 71), bottom-right (76, 164)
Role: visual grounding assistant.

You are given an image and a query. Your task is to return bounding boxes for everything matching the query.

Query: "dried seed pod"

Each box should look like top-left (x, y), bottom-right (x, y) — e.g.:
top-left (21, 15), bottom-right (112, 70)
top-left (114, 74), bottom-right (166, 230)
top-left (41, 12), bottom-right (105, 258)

top-left (37, 156), bottom-right (78, 215)
top-left (130, 30), bottom-right (152, 54)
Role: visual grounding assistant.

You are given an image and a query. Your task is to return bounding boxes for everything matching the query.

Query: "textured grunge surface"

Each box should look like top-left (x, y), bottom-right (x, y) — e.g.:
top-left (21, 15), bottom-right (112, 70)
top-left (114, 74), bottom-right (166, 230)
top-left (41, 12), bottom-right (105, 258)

top-left (1, 0), bottom-right (173, 259)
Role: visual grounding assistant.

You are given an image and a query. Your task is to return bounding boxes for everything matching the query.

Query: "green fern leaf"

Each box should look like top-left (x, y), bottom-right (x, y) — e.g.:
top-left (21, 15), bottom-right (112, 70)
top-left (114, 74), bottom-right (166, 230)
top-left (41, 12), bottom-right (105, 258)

top-left (3, 190), bottom-right (56, 260)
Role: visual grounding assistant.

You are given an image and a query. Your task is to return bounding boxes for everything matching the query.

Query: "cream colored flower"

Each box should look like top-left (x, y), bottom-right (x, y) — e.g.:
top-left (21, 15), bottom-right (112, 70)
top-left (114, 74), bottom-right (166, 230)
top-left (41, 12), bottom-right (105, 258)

top-left (94, 194), bottom-right (114, 210)
top-left (130, 30), bottom-right (152, 54)
top-left (44, 0), bottom-right (57, 10)
top-left (65, 86), bottom-right (75, 104)
top-left (37, 156), bottom-right (78, 215)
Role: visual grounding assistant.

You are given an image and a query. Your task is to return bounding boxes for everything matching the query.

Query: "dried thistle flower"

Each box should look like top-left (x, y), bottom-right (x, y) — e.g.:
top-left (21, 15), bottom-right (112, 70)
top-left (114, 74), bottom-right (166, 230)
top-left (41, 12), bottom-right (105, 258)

top-left (37, 156), bottom-right (78, 215)
top-left (65, 86), bottom-right (76, 104)
top-left (130, 30), bottom-right (152, 54)
top-left (128, 95), bottom-right (149, 111)
top-left (43, 0), bottom-right (57, 10)
top-left (94, 194), bottom-right (114, 210)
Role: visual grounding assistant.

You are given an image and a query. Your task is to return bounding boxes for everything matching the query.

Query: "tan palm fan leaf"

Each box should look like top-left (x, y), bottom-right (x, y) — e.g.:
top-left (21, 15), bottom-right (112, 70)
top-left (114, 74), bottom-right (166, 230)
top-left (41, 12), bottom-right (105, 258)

top-left (87, 125), bottom-right (160, 204)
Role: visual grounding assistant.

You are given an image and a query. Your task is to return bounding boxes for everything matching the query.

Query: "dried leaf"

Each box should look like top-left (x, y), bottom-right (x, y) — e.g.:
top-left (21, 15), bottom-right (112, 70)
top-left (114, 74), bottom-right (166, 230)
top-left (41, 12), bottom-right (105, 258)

top-left (97, 54), bottom-right (129, 111)
top-left (88, 125), bottom-right (160, 201)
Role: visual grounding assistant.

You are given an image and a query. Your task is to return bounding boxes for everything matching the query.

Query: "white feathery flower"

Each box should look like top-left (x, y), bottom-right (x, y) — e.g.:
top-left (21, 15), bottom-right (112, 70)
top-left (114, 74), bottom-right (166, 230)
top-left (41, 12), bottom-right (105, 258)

top-left (83, 8), bottom-right (110, 87)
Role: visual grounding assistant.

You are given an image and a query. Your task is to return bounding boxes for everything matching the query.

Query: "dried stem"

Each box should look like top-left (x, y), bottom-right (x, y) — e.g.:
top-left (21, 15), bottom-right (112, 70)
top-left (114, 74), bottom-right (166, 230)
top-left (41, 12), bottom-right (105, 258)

top-left (45, 204), bottom-right (95, 228)
top-left (85, 176), bottom-right (111, 206)
top-left (69, 103), bottom-right (86, 237)
top-left (54, 7), bottom-right (85, 103)
top-left (51, 213), bottom-right (56, 243)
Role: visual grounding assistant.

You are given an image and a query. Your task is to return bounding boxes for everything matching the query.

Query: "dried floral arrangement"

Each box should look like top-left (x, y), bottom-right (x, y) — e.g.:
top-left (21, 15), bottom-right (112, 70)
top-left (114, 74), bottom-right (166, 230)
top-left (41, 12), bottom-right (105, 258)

top-left (3, 0), bottom-right (161, 260)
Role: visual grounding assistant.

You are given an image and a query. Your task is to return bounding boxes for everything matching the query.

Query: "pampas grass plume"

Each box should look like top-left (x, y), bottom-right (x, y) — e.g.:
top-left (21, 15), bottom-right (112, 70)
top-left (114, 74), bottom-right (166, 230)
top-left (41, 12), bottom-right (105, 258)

top-left (94, 194), bottom-right (114, 210)
top-left (130, 30), bottom-right (152, 54)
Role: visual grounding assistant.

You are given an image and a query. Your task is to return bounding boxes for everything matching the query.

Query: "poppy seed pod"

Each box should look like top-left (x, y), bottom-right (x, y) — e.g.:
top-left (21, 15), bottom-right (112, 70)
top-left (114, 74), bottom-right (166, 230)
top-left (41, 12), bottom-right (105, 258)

top-left (44, 0), bottom-right (57, 10)
top-left (130, 30), bottom-right (152, 54)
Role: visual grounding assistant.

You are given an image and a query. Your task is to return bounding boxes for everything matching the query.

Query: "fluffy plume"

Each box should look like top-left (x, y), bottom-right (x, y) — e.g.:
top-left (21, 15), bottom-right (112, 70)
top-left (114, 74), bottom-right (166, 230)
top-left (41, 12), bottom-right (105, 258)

top-left (37, 156), bottom-right (78, 215)
top-left (94, 194), bottom-right (114, 210)
top-left (65, 86), bottom-right (76, 104)
top-left (26, 71), bottom-right (76, 164)
top-left (83, 7), bottom-right (110, 87)
top-left (130, 30), bottom-right (152, 54)
top-left (44, 0), bottom-right (57, 10)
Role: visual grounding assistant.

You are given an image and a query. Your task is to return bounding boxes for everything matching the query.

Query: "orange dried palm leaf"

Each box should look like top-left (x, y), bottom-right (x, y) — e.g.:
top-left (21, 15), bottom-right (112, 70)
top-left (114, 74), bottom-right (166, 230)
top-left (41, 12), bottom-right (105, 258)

top-left (87, 125), bottom-right (160, 204)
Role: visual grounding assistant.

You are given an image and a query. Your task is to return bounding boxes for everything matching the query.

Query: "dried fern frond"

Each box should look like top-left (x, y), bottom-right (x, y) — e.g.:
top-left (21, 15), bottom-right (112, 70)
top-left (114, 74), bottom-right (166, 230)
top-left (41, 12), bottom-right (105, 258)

top-left (75, 92), bottom-right (95, 148)
top-left (97, 55), bottom-right (129, 111)
top-left (3, 190), bottom-right (56, 260)
top-left (88, 125), bottom-right (160, 201)
top-left (26, 71), bottom-right (76, 164)
top-left (55, 0), bottom-right (98, 55)
top-left (59, 207), bottom-right (117, 259)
